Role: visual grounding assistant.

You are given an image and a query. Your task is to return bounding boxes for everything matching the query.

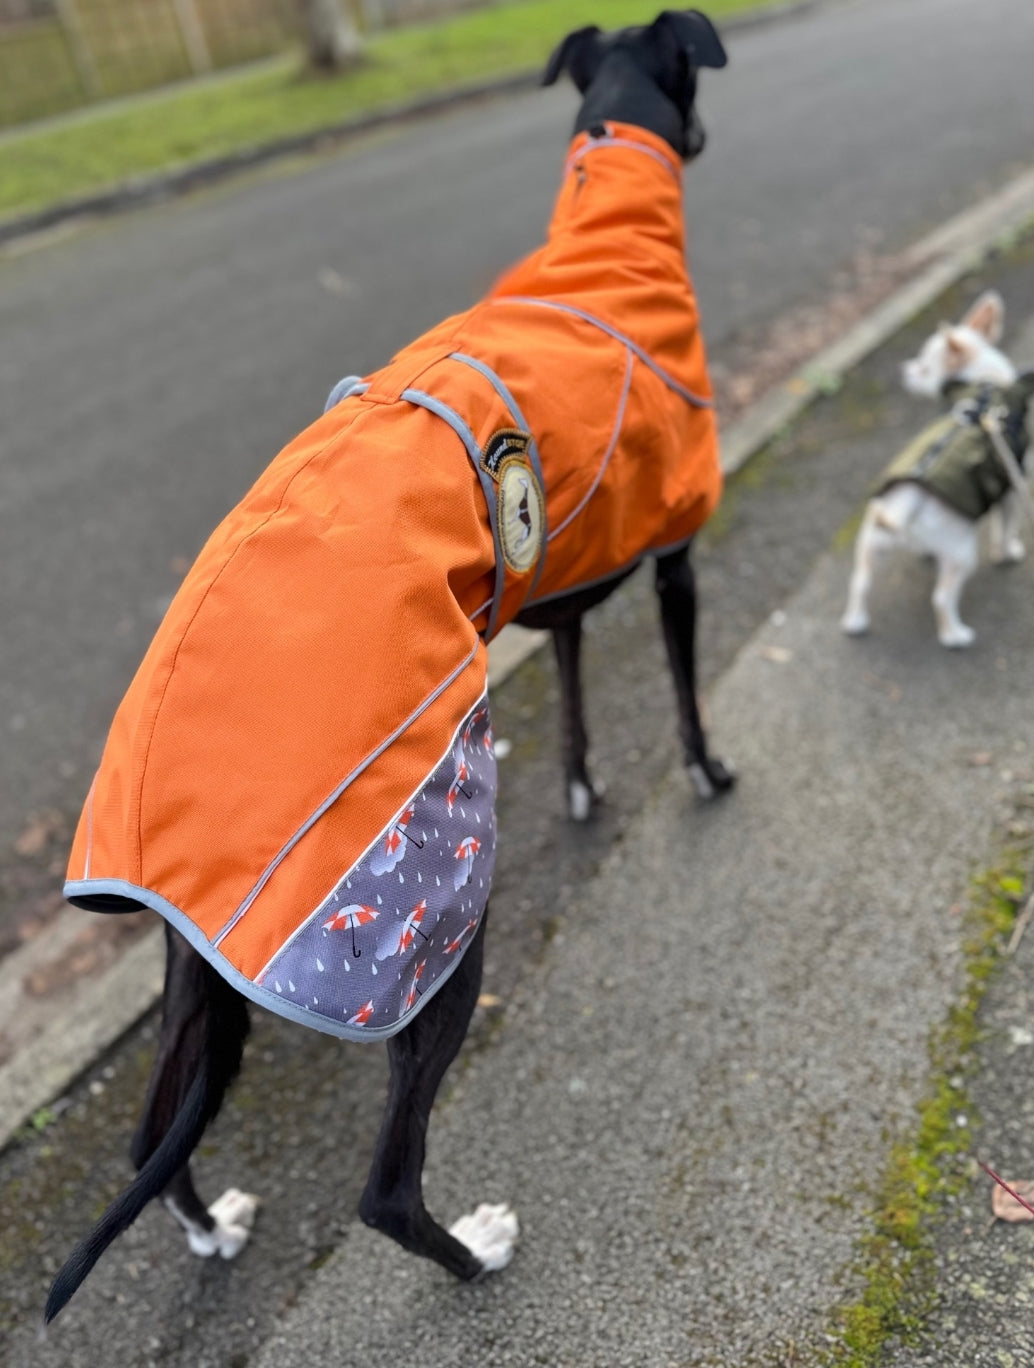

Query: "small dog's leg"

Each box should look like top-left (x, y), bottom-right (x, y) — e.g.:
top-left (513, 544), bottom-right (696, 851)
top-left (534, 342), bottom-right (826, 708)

top-left (841, 504), bottom-right (885, 636)
top-left (932, 542), bottom-right (979, 647)
top-left (359, 909), bottom-right (518, 1278)
top-left (989, 493), bottom-right (1026, 565)
top-left (654, 548), bottom-right (734, 799)
top-left (132, 925), bottom-right (256, 1260)
top-left (551, 618), bottom-right (603, 821)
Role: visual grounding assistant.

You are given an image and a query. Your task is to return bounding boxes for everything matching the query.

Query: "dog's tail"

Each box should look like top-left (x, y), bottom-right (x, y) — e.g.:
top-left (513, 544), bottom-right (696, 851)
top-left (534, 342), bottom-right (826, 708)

top-left (43, 962), bottom-right (247, 1325)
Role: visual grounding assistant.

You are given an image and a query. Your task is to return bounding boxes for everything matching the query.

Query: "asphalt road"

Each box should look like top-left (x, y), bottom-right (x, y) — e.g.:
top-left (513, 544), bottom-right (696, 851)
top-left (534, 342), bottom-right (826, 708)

top-left (3, 0), bottom-right (1034, 939)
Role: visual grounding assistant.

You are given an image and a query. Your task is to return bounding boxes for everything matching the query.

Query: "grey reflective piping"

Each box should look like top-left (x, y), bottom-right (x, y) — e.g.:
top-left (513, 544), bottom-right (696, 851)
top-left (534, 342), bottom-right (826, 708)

top-left (403, 387), bottom-right (506, 642)
top-left (489, 296), bottom-right (712, 410)
top-left (523, 533), bottom-right (696, 609)
top-left (324, 376), bottom-right (369, 413)
top-left (448, 351), bottom-right (550, 597)
top-left (84, 775), bottom-right (97, 879)
top-left (256, 688), bottom-right (488, 983)
top-left (64, 876), bottom-right (475, 1044)
top-left (468, 596), bottom-right (492, 626)
top-left (564, 134), bottom-right (680, 182)
top-left (548, 347), bottom-right (634, 544)
top-left (214, 637), bottom-right (481, 948)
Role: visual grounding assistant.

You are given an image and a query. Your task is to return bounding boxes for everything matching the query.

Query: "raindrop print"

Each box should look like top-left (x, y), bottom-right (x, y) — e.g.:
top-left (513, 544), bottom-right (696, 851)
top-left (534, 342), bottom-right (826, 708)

top-left (275, 981), bottom-right (282, 993)
top-left (289, 981), bottom-right (296, 992)
top-left (316, 958), bottom-right (325, 972)
top-left (372, 963), bottom-right (378, 976)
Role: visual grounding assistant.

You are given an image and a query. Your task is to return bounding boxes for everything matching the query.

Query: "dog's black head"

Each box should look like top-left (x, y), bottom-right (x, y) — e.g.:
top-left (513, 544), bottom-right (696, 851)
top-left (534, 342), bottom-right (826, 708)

top-left (543, 10), bottom-right (727, 160)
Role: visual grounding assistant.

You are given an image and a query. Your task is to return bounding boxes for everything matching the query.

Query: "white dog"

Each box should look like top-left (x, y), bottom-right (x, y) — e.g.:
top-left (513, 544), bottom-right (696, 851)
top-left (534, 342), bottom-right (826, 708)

top-left (842, 291), bottom-right (1034, 647)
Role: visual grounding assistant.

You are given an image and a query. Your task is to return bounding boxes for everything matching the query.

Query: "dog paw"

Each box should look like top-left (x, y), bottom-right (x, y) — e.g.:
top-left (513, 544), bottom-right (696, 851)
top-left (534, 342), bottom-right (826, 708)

top-left (186, 1189), bottom-right (260, 1260)
top-left (688, 758), bottom-right (735, 800)
top-left (567, 777), bottom-right (603, 822)
top-left (449, 1202), bottom-right (519, 1273)
top-left (938, 624), bottom-right (976, 649)
top-left (840, 611), bottom-right (870, 636)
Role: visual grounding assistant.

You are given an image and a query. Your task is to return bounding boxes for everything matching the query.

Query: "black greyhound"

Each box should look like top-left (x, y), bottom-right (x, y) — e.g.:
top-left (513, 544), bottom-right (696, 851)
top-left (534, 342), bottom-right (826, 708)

top-left (46, 11), bottom-right (729, 1323)
top-left (519, 20), bottom-right (734, 820)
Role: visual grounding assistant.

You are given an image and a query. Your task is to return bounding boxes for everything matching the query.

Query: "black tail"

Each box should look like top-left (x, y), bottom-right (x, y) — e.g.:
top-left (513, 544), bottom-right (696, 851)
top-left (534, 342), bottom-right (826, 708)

top-left (43, 1062), bottom-right (212, 1323)
top-left (43, 937), bottom-right (249, 1324)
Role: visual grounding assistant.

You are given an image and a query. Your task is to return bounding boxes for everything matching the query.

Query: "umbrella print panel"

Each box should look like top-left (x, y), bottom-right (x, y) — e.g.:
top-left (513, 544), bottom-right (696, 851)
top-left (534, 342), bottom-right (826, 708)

top-left (259, 695), bottom-right (498, 1038)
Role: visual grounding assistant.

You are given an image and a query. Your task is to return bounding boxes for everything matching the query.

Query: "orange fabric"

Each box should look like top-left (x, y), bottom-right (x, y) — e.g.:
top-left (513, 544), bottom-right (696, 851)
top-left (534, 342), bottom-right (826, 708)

top-left (66, 123), bottom-right (721, 1008)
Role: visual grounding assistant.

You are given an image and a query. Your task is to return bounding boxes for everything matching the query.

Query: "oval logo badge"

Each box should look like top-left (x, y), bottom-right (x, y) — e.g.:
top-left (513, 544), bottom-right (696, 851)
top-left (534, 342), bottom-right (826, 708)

top-left (498, 458), bottom-right (545, 576)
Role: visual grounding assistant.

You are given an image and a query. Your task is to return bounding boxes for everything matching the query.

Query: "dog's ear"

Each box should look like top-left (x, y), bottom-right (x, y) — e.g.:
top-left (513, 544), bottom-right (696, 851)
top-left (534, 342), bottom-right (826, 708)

top-left (542, 26), bottom-right (605, 90)
top-left (652, 10), bottom-right (728, 70)
top-left (944, 328), bottom-right (977, 374)
top-left (960, 290), bottom-right (1005, 344)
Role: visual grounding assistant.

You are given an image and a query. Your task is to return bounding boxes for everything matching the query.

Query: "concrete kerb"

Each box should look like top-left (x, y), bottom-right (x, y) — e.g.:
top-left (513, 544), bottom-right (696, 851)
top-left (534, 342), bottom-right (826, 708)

top-left (0, 0), bottom-right (820, 250)
top-left (2, 158), bottom-right (1034, 1162)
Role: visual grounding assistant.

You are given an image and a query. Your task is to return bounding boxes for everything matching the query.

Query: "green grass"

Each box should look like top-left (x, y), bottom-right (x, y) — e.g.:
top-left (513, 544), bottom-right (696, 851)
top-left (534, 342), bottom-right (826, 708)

top-left (821, 860), bottom-right (1030, 1367)
top-left (0, 0), bottom-right (779, 221)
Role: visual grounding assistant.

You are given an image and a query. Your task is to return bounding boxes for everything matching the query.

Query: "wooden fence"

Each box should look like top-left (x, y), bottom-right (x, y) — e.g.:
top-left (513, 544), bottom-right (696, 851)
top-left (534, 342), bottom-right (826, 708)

top-left (0, 0), bottom-right (495, 129)
top-left (0, 0), bottom-right (297, 128)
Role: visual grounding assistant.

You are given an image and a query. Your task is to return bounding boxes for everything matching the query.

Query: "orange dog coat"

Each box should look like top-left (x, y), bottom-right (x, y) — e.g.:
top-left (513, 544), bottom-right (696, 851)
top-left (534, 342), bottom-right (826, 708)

top-left (65, 123), bottom-right (721, 1039)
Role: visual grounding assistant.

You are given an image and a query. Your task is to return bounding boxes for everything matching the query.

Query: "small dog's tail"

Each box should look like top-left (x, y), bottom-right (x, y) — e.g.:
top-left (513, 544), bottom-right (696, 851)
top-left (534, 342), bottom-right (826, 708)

top-left (43, 962), bottom-right (247, 1324)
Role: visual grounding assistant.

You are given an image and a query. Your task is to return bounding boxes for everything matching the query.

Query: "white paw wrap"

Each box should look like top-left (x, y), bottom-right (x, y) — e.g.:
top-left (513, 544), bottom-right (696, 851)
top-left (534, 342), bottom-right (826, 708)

top-left (449, 1202), bottom-right (519, 1272)
top-left (176, 1188), bottom-right (259, 1260)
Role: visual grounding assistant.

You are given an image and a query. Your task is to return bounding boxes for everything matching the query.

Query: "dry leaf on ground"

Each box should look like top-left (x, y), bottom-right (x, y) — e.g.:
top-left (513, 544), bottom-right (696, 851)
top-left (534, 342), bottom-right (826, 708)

top-left (991, 1177), bottom-right (1034, 1222)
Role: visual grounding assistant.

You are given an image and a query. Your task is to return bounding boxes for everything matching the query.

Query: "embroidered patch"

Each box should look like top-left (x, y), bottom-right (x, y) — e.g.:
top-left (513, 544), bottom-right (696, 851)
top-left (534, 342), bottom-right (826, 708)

top-left (498, 457), bottom-right (545, 575)
top-left (481, 428), bottom-right (531, 481)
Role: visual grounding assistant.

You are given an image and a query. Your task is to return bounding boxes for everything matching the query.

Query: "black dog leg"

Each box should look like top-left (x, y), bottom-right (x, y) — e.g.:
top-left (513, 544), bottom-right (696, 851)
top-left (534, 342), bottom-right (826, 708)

top-left (359, 908), bottom-right (517, 1277)
top-left (45, 925), bottom-right (254, 1322)
top-left (551, 616), bottom-right (603, 822)
top-left (131, 924), bottom-right (256, 1258)
top-left (654, 547), bottom-right (734, 799)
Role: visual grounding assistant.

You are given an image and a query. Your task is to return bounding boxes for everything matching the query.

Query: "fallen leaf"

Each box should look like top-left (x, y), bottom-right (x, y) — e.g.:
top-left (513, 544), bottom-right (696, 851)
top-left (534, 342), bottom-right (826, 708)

top-left (991, 1177), bottom-right (1034, 1222)
top-left (968, 752), bottom-right (993, 768)
top-left (761, 646), bottom-right (793, 664)
top-left (477, 993), bottom-right (502, 1009)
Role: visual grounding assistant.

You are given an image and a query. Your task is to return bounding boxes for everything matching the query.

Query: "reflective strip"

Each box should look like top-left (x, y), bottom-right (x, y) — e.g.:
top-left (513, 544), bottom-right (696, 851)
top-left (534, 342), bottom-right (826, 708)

top-left (254, 688), bottom-right (489, 984)
top-left (488, 295), bottom-right (712, 410)
top-left (64, 875), bottom-right (478, 1045)
top-left (564, 132), bottom-right (680, 183)
top-left (84, 774), bottom-right (97, 880)
top-left (448, 351), bottom-right (550, 597)
top-left (523, 533), bottom-right (695, 609)
top-left (402, 387), bottom-right (507, 642)
top-left (214, 637), bottom-right (481, 948)
top-left (324, 376), bottom-right (369, 412)
top-left (548, 347), bottom-right (634, 545)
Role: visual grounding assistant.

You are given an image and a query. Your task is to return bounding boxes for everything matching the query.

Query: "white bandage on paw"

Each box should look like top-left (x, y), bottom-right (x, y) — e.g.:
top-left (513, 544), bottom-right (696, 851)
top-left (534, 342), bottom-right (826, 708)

top-left (168, 1187), bottom-right (260, 1260)
top-left (449, 1202), bottom-right (519, 1272)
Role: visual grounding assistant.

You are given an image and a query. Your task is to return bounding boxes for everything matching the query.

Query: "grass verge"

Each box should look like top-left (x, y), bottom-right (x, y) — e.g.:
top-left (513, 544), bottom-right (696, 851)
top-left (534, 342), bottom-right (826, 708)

top-left (821, 858), bottom-right (1031, 1366)
top-left (0, 0), bottom-right (782, 221)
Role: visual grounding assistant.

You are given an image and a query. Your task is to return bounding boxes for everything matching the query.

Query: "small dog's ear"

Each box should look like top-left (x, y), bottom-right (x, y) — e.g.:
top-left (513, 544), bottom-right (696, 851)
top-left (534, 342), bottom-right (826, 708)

top-left (652, 10), bottom-right (728, 69)
top-left (960, 290), bottom-right (1005, 344)
top-left (542, 26), bottom-right (604, 90)
top-left (944, 328), bottom-right (977, 374)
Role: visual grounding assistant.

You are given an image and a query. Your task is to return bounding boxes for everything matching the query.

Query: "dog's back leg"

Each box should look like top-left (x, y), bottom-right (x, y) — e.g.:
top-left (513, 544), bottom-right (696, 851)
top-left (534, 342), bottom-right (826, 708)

top-left (654, 547), bottom-right (734, 799)
top-left (551, 616), bottom-right (603, 821)
top-left (132, 924), bottom-right (256, 1259)
top-left (45, 925), bottom-right (254, 1322)
top-left (359, 907), bottom-right (518, 1277)
top-left (931, 535), bottom-right (980, 647)
top-left (842, 503), bottom-right (893, 636)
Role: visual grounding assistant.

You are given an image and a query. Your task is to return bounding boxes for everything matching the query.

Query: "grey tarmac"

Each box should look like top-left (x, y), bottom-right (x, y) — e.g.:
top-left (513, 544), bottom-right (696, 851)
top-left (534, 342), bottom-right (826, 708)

top-left (4, 0), bottom-right (1034, 1363)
